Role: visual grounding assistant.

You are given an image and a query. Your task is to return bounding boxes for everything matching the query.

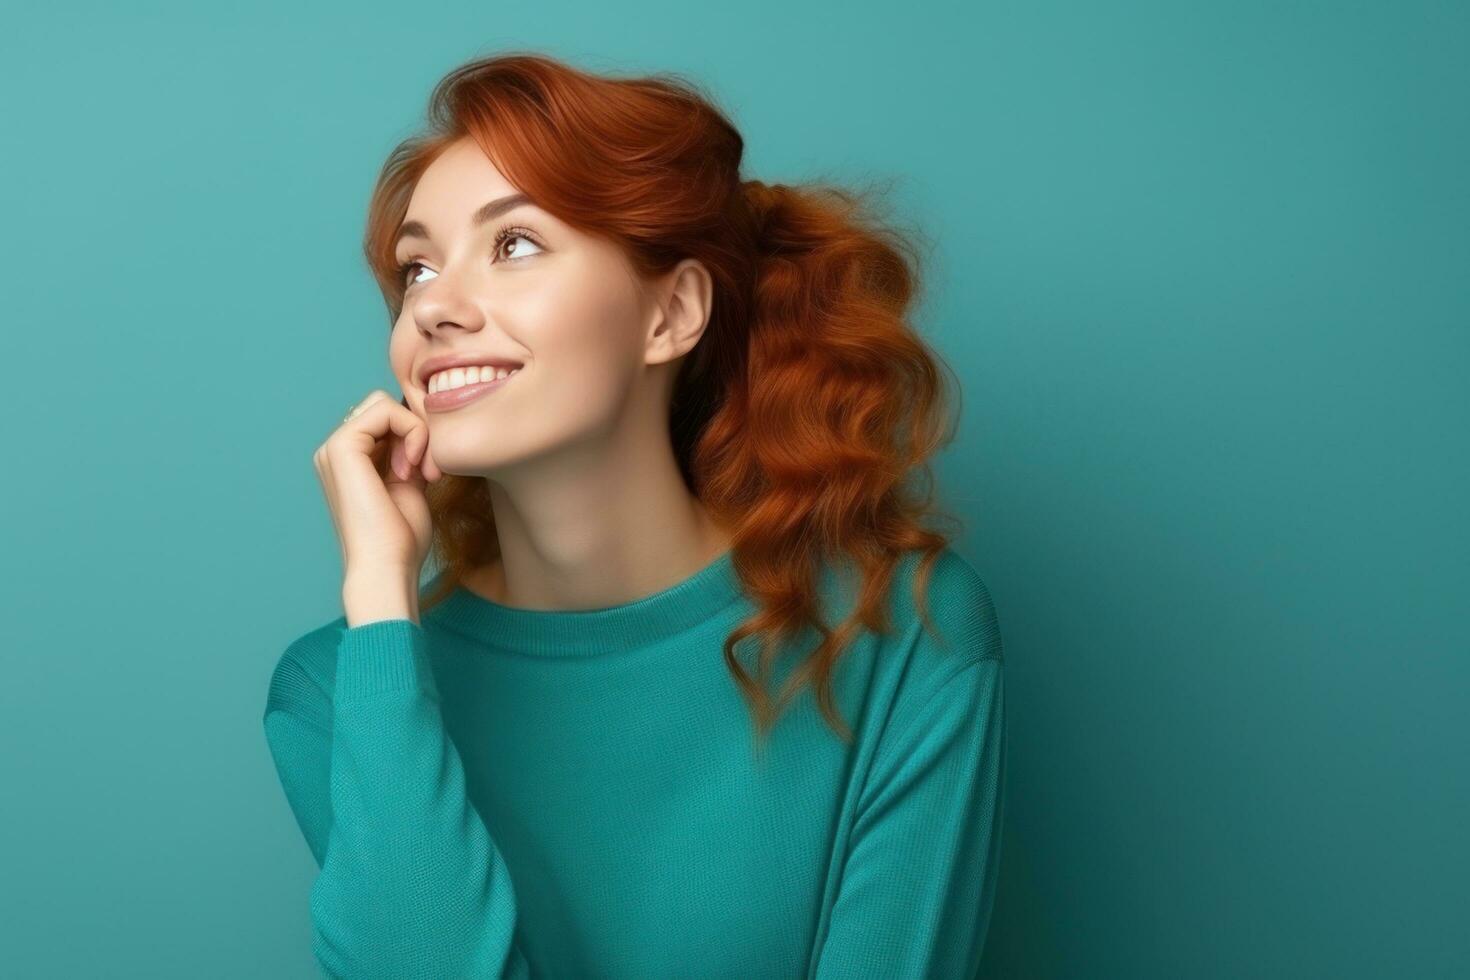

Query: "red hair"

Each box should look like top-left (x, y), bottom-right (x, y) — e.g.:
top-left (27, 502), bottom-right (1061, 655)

top-left (363, 51), bottom-right (969, 746)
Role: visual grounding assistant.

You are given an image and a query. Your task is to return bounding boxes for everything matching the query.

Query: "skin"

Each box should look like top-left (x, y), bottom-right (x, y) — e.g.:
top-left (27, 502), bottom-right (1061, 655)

top-left (320, 136), bottom-right (734, 625)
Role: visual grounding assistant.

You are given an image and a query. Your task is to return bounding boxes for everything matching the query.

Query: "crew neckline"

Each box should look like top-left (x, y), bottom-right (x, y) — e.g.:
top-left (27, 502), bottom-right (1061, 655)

top-left (424, 548), bottom-right (745, 656)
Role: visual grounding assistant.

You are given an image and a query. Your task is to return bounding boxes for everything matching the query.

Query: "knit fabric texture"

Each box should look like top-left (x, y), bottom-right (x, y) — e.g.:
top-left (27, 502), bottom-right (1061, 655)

top-left (263, 546), bottom-right (1006, 979)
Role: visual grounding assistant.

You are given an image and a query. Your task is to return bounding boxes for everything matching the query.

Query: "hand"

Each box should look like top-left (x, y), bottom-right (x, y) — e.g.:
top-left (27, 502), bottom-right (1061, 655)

top-left (314, 390), bottom-right (444, 583)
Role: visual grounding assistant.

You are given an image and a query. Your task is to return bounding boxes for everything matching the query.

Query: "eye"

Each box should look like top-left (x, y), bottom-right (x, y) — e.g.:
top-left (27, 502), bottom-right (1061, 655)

top-left (493, 226), bottom-right (545, 262)
top-left (398, 261), bottom-right (434, 288)
top-left (395, 224), bottom-right (546, 290)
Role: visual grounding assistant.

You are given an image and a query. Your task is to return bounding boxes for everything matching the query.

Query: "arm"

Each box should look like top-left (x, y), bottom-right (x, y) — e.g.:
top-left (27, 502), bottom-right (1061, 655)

top-left (811, 621), bottom-right (1007, 977)
top-left (263, 619), bottom-right (534, 979)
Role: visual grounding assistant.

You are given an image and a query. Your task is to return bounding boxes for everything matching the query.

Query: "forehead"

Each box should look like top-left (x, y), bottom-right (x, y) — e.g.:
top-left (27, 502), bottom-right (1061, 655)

top-left (405, 138), bottom-right (519, 220)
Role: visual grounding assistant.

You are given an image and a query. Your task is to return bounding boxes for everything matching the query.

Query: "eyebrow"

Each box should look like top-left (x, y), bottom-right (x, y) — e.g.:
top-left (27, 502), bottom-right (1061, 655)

top-left (394, 192), bottom-right (535, 249)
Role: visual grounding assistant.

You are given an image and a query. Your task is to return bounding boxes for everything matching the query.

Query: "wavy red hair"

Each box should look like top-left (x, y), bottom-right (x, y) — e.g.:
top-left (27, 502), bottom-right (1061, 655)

top-left (361, 51), bottom-right (968, 747)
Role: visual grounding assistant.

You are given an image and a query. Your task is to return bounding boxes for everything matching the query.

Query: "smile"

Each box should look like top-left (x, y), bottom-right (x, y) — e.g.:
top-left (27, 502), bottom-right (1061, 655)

top-left (423, 369), bottom-right (519, 413)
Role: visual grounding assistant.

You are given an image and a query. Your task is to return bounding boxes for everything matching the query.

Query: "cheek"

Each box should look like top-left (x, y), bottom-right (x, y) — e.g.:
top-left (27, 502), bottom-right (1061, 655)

top-left (386, 328), bottom-right (416, 387)
top-left (536, 299), bottom-right (642, 401)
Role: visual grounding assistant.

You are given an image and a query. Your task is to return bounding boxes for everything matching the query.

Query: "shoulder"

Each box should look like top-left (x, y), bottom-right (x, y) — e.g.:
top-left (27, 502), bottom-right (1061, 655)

top-left (819, 542), bottom-right (1002, 678)
top-left (261, 613), bottom-right (349, 729)
top-left (836, 546), bottom-right (1005, 781)
top-left (821, 543), bottom-right (1003, 667)
top-left (843, 545), bottom-right (1003, 738)
top-left (889, 545), bottom-right (1004, 667)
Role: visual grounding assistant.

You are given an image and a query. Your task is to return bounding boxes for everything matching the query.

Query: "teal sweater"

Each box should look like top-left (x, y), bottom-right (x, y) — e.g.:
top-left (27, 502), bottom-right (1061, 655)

top-left (263, 546), bottom-right (1006, 978)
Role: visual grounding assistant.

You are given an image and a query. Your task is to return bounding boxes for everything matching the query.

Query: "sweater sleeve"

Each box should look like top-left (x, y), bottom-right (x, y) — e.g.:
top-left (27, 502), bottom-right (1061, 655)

top-left (263, 618), bottom-right (534, 979)
top-left (811, 611), bottom-right (1007, 977)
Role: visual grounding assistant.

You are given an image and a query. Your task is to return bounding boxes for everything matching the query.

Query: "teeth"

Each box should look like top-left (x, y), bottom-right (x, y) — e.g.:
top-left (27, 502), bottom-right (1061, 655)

top-left (429, 365), bottom-right (521, 393)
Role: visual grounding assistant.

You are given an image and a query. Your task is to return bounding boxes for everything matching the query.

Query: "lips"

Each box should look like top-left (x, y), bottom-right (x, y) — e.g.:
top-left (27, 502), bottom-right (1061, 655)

top-left (423, 369), bottom-right (519, 413)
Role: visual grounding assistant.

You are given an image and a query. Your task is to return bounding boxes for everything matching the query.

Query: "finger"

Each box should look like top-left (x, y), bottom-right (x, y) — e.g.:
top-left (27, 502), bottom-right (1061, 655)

top-left (332, 391), bottom-right (423, 456)
top-left (397, 395), bottom-right (425, 466)
top-left (405, 421), bottom-right (426, 466)
top-left (421, 446), bottom-right (443, 482)
top-left (327, 391), bottom-right (429, 504)
top-left (404, 459), bottom-right (428, 491)
top-left (340, 389), bottom-right (393, 431)
top-left (348, 389), bottom-right (393, 419)
top-left (393, 393), bottom-right (430, 470)
top-left (390, 436), bottom-right (408, 482)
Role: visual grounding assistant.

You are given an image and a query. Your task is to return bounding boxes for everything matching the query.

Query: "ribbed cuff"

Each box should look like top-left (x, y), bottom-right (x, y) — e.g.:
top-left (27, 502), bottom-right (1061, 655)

top-left (333, 618), bottom-right (437, 703)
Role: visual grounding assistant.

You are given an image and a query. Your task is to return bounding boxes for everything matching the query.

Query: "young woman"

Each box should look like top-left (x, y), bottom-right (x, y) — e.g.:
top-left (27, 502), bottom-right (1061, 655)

top-left (263, 51), bottom-right (1007, 979)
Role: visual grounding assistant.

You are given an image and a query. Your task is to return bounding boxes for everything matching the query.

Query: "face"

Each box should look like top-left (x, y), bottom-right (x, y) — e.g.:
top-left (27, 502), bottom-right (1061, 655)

top-left (388, 137), bottom-right (668, 477)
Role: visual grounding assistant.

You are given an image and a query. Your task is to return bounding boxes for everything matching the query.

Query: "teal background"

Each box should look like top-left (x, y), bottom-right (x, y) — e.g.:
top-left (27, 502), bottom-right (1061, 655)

top-left (3, 3), bottom-right (1465, 977)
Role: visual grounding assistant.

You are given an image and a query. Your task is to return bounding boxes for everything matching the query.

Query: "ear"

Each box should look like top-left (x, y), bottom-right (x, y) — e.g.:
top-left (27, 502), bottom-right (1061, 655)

top-left (644, 258), bottom-right (714, 366)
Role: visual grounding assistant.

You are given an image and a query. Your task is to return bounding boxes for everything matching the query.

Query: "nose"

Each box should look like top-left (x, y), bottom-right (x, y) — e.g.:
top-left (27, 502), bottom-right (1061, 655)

top-left (409, 270), bottom-right (487, 339)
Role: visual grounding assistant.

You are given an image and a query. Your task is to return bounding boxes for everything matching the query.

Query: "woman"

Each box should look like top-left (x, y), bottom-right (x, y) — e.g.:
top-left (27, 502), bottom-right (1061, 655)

top-left (263, 51), bottom-right (1007, 979)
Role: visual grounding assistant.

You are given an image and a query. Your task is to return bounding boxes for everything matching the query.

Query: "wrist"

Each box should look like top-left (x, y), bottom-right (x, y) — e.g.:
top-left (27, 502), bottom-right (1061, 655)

top-left (342, 566), bottom-right (421, 628)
